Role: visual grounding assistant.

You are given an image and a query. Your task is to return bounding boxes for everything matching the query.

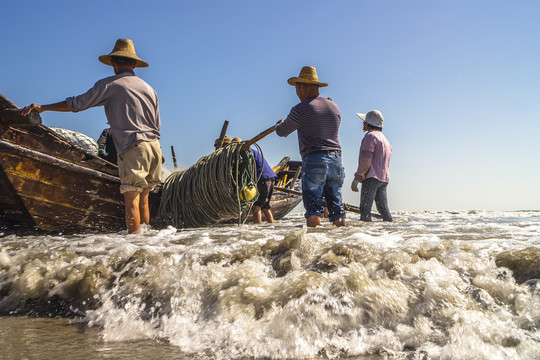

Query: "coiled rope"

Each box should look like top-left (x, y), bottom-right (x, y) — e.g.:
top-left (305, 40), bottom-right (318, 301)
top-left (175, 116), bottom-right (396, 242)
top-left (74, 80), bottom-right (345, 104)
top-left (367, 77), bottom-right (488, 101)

top-left (158, 141), bottom-right (260, 228)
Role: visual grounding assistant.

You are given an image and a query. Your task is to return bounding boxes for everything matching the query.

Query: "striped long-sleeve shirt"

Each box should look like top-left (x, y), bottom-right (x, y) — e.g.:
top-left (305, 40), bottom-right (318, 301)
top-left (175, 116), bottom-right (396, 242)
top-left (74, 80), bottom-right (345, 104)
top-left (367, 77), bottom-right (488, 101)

top-left (275, 96), bottom-right (341, 159)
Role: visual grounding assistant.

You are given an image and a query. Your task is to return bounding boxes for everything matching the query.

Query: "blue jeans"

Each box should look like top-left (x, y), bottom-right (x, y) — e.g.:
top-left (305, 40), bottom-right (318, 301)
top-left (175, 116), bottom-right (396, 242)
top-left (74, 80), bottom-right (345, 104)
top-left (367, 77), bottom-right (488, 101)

top-left (301, 151), bottom-right (346, 222)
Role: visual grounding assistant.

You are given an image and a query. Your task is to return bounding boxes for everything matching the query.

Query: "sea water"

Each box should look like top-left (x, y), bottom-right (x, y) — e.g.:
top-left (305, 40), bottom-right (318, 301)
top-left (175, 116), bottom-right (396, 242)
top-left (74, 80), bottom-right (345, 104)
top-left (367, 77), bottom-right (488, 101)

top-left (0, 211), bottom-right (539, 360)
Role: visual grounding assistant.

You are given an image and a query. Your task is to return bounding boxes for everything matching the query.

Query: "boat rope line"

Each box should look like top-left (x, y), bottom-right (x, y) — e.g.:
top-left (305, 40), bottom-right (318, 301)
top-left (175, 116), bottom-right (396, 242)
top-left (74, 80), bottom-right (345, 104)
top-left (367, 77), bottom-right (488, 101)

top-left (158, 141), bottom-right (260, 228)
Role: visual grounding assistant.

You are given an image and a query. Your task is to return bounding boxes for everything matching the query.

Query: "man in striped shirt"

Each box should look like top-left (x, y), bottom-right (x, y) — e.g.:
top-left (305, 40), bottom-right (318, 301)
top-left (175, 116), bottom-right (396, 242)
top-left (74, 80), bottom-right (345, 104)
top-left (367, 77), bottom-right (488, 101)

top-left (276, 66), bottom-right (346, 228)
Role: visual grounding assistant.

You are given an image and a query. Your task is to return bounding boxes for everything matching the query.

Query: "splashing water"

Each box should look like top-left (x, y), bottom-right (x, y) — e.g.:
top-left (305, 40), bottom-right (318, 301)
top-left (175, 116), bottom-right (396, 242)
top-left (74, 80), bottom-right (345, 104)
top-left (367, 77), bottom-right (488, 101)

top-left (1, 210), bottom-right (539, 359)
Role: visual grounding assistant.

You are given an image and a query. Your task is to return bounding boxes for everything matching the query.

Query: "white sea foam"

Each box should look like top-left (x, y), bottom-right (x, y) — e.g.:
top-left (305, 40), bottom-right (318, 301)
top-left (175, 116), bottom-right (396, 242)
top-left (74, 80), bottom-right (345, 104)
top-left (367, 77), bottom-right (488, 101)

top-left (1, 211), bottom-right (540, 359)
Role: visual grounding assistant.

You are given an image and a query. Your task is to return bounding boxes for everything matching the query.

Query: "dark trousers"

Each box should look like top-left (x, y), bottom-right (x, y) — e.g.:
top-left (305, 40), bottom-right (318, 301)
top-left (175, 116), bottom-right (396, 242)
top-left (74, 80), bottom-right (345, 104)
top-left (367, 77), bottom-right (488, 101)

top-left (360, 178), bottom-right (393, 222)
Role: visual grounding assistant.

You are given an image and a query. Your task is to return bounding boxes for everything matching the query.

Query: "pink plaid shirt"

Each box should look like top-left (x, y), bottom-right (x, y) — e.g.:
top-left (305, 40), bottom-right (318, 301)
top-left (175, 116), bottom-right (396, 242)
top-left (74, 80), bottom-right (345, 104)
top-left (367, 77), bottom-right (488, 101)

top-left (354, 130), bottom-right (392, 183)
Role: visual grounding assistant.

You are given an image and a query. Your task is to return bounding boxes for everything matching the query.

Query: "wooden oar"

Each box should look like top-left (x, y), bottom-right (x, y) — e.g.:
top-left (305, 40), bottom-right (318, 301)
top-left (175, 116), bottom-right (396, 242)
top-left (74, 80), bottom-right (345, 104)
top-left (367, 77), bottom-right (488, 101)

top-left (274, 186), bottom-right (382, 218)
top-left (241, 124), bottom-right (277, 150)
top-left (215, 120), bottom-right (230, 150)
top-left (171, 146), bottom-right (178, 170)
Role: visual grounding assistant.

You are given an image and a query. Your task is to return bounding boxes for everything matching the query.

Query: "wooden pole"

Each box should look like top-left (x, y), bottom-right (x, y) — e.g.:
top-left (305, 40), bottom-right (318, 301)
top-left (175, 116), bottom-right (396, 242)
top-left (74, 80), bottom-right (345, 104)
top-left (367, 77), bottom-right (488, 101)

top-left (288, 165), bottom-right (302, 189)
top-left (215, 120), bottom-right (229, 149)
top-left (241, 124), bottom-right (277, 151)
top-left (275, 186), bottom-right (301, 197)
top-left (274, 186), bottom-right (382, 218)
top-left (171, 146), bottom-right (178, 170)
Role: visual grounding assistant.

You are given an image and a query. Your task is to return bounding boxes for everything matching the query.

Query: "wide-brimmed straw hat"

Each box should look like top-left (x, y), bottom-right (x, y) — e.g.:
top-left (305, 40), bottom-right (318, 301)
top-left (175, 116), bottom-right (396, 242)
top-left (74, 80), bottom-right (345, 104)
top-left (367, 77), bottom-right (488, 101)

top-left (214, 136), bottom-right (231, 148)
top-left (287, 66), bottom-right (328, 87)
top-left (98, 39), bottom-right (149, 68)
top-left (357, 110), bottom-right (384, 128)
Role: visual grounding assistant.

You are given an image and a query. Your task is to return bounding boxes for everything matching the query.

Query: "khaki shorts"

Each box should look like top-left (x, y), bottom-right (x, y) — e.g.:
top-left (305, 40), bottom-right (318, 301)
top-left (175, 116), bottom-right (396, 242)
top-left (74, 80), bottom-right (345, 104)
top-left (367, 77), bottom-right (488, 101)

top-left (118, 140), bottom-right (162, 194)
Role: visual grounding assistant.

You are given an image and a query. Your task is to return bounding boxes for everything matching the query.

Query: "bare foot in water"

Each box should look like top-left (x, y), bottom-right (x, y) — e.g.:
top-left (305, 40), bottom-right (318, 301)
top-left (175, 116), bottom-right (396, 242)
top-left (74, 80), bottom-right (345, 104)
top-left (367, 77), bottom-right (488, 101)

top-left (307, 215), bottom-right (321, 228)
top-left (333, 218), bottom-right (346, 227)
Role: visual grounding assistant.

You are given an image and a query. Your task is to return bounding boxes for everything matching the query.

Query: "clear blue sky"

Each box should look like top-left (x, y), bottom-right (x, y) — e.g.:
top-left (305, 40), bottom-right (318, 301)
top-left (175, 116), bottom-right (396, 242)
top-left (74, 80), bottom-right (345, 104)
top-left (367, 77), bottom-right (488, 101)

top-left (3, 1), bottom-right (539, 211)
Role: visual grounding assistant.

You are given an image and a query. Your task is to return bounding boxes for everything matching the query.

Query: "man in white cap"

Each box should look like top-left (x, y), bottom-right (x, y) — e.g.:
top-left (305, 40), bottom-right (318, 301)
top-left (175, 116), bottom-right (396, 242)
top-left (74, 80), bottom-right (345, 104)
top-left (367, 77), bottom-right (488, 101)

top-left (276, 66), bottom-right (346, 228)
top-left (351, 110), bottom-right (393, 221)
top-left (21, 39), bottom-right (162, 233)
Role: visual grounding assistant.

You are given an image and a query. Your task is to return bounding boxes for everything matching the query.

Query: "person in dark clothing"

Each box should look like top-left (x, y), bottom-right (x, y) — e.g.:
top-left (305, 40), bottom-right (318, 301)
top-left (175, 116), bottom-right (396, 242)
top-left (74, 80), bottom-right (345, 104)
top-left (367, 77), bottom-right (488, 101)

top-left (97, 127), bottom-right (118, 164)
top-left (229, 137), bottom-right (278, 223)
top-left (250, 147), bottom-right (277, 223)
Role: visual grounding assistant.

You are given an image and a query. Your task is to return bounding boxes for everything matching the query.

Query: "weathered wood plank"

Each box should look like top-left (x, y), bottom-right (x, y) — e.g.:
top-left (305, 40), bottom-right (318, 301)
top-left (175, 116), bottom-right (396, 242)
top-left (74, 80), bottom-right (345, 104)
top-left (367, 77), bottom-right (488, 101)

top-left (25, 198), bottom-right (123, 232)
top-left (0, 142), bottom-right (125, 231)
top-left (0, 174), bottom-right (36, 228)
top-left (0, 93), bottom-right (18, 110)
top-left (0, 109), bottom-right (41, 127)
top-left (1, 127), bottom-right (119, 177)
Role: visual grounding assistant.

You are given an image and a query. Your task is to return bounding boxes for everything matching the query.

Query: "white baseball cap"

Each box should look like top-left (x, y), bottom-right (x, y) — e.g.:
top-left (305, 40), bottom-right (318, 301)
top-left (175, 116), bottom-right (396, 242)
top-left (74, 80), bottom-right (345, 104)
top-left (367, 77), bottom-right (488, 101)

top-left (356, 110), bottom-right (384, 128)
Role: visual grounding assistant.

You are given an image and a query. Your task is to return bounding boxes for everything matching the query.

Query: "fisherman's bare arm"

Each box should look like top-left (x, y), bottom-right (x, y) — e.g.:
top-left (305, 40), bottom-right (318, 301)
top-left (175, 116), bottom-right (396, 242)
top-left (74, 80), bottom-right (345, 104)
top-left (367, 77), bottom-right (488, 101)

top-left (20, 101), bottom-right (70, 116)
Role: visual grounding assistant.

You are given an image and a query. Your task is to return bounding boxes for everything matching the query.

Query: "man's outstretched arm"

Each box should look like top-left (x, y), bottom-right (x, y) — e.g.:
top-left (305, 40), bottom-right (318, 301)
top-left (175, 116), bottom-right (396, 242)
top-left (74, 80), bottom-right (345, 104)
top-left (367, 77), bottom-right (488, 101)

top-left (20, 101), bottom-right (70, 116)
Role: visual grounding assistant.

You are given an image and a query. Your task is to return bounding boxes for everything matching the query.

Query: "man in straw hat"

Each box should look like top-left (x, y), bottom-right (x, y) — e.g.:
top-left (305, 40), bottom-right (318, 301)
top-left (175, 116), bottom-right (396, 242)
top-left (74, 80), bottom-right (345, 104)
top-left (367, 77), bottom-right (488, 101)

top-left (21, 39), bottom-right (163, 234)
top-left (275, 66), bottom-right (346, 228)
top-left (351, 110), bottom-right (393, 222)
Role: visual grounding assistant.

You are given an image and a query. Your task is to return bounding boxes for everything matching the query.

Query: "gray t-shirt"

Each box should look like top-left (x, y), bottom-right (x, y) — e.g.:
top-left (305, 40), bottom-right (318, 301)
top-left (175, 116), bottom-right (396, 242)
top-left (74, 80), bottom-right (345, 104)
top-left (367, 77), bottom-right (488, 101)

top-left (66, 71), bottom-right (160, 154)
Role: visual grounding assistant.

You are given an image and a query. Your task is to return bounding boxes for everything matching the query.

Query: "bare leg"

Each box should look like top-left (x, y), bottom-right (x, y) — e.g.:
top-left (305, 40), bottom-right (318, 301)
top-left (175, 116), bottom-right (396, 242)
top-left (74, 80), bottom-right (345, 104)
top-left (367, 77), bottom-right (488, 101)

top-left (139, 189), bottom-right (150, 225)
top-left (252, 205), bottom-right (262, 224)
top-left (262, 208), bottom-right (274, 223)
top-left (123, 191), bottom-right (141, 233)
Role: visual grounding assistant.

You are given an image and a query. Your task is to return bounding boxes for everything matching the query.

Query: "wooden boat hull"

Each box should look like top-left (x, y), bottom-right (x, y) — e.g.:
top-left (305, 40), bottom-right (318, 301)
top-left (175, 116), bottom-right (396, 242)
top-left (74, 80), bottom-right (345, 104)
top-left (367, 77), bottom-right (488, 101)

top-left (0, 140), bottom-right (123, 232)
top-left (0, 95), bottom-right (126, 233)
top-left (239, 191), bottom-right (302, 223)
top-left (271, 157), bottom-right (303, 220)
